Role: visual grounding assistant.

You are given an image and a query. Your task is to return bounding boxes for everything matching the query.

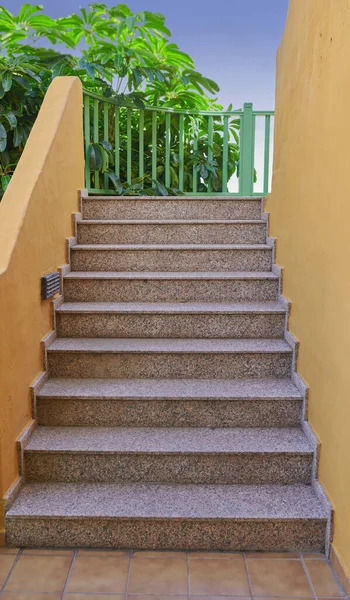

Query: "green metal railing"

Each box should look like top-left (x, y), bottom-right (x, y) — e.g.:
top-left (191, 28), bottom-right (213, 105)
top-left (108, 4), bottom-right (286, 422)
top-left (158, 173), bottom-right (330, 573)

top-left (83, 89), bottom-right (274, 196)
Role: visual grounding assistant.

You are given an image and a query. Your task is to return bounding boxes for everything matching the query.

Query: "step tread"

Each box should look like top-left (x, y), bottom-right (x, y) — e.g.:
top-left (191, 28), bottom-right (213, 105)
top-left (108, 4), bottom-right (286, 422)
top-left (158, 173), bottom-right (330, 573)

top-left (79, 219), bottom-right (266, 225)
top-left (72, 243), bottom-right (271, 251)
top-left (48, 338), bottom-right (292, 353)
top-left (37, 378), bottom-right (303, 400)
top-left (7, 482), bottom-right (327, 520)
top-left (25, 426), bottom-right (312, 454)
top-left (82, 195), bottom-right (263, 202)
top-left (56, 301), bottom-right (285, 314)
top-left (64, 271), bottom-right (279, 280)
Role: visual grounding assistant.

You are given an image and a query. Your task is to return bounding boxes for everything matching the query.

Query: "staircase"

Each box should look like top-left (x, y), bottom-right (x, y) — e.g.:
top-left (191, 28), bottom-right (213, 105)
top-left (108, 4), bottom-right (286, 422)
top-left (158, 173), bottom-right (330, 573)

top-left (6, 195), bottom-right (330, 551)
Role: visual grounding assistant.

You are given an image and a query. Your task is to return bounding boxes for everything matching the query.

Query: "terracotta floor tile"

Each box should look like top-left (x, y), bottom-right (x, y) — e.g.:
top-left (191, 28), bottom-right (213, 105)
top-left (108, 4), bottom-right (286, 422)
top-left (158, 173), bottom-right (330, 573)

top-left (0, 548), bottom-right (19, 555)
top-left (189, 596), bottom-right (251, 600)
top-left (65, 595), bottom-right (123, 600)
top-left (246, 552), bottom-right (300, 559)
top-left (2, 594), bottom-right (61, 599)
top-left (78, 549), bottom-right (130, 557)
top-left (22, 548), bottom-right (74, 556)
top-left (303, 553), bottom-right (327, 559)
top-left (133, 550), bottom-right (187, 558)
top-left (0, 555), bottom-right (17, 587)
top-left (128, 557), bottom-right (188, 594)
top-left (127, 596), bottom-right (187, 600)
top-left (305, 559), bottom-right (345, 597)
top-left (247, 558), bottom-right (313, 597)
top-left (190, 552), bottom-right (244, 559)
top-left (5, 555), bottom-right (72, 592)
top-left (67, 555), bottom-right (129, 593)
top-left (190, 557), bottom-right (250, 595)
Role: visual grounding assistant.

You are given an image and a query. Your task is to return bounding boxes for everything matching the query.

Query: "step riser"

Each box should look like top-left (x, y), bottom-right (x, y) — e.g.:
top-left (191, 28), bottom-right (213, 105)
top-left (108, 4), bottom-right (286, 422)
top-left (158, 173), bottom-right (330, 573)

top-left (56, 312), bottom-right (285, 339)
top-left (82, 198), bottom-right (262, 221)
top-left (77, 222), bottom-right (267, 245)
top-left (71, 249), bottom-right (272, 272)
top-left (24, 453), bottom-right (313, 485)
top-left (47, 351), bottom-right (292, 379)
top-left (63, 278), bottom-right (279, 303)
top-left (36, 397), bottom-right (302, 428)
top-left (6, 517), bottom-right (326, 551)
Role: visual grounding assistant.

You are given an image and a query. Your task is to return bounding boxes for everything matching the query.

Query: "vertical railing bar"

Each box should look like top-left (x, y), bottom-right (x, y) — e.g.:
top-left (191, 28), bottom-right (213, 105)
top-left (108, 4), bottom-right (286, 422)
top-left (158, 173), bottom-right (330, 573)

top-left (165, 112), bottom-right (171, 188)
top-left (139, 110), bottom-right (144, 179)
top-left (127, 108), bottom-right (132, 185)
top-left (103, 102), bottom-right (109, 189)
top-left (179, 114), bottom-right (184, 192)
top-left (152, 111), bottom-right (157, 185)
top-left (115, 108), bottom-right (120, 179)
top-left (222, 115), bottom-right (229, 193)
top-left (239, 102), bottom-right (254, 196)
top-left (252, 114), bottom-right (256, 193)
top-left (192, 118), bottom-right (198, 194)
top-left (207, 115), bottom-right (213, 193)
top-left (263, 114), bottom-right (271, 195)
top-left (93, 98), bottom-right (99, 189)
top-left (83, 94), bottom-right (91, 189)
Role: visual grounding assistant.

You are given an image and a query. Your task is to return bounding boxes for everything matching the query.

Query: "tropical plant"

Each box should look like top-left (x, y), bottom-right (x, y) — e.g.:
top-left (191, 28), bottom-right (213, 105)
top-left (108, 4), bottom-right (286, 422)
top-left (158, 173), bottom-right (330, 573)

top-left (0, 3), bottom-right (240, 197)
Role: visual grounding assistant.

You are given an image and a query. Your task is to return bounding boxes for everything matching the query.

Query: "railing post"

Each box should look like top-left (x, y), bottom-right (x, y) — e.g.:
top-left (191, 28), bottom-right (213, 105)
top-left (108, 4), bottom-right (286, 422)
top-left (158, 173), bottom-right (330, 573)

top-left (239, 102), bottom-right (255, 196)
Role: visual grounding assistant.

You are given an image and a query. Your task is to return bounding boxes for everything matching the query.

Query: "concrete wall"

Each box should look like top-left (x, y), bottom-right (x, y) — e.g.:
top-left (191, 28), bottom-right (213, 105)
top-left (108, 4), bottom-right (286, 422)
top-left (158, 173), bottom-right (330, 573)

top-left (0, 76), bottom-right (84, 543)
top-left (266, 0), bottom-right (350, 582)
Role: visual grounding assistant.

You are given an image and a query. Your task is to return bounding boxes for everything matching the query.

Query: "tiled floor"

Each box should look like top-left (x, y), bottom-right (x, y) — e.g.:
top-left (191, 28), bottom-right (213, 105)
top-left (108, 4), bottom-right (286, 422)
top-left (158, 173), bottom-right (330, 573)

top-left (0, 548), bottom-right (347, 599)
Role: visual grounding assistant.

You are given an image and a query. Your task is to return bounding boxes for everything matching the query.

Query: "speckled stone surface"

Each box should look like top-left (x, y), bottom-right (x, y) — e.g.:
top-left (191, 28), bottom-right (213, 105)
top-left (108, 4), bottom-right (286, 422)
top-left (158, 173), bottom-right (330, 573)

top-left (6, 483), bottom-right (327, 550)
top-left (77, 220), bottom-right (267, 245)
top-left (36, 378), bottom-right (303, 428)
top-left (71, 244), bottom-right (273, 273)
top-left (63, 271), bottom-right (280, 303)
top-left (47, 338), bottom-right (292, 379)
top-left (82, 197), bottom-right (263, 221)
top-left (24, 426), bottom-right (313, 485)
top-left (56, 301), bottom-right (285, 339)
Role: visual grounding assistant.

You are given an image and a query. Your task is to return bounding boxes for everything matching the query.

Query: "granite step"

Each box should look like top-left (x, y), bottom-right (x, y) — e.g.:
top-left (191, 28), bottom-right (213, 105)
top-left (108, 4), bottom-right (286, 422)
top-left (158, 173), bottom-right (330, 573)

top-left (70, 244), bottom-right (273, 272)
top-left (46, 338), bottom-right (293, 379)
top-left (6, 482), bottom-right (328, 551)
top-left (55, 301), bottom-right (286, 339)
top-left (77, 219), bottom-right (267, 245)
top-left (63, 271), bottom-right (280, 303)
top-left (36, 378), bottom-right (303, 428)
top-left (81, 195), bottom-right (263, 221)
top-left (23, 426), bottom-right (313, 485)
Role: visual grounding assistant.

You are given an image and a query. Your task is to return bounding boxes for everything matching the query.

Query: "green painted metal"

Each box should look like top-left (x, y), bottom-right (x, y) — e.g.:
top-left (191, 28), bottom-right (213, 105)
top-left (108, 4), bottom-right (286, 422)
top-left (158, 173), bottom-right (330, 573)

top-left (93, 99), bottom-right (99, 189)
top-left (165, 112), bottom-right (171, 188)
top-left (179, 113), bottom-right (185, 192)
top-left (139, 110), bottom-right (144, 178)
top-left (222, 115), bottom-right (229, 193)
top-left (239, 102), bottom-right (255, 196)
top-left (114, 108), bottom-right (120, 178)
top-left (83, 94), bottom-right (90, 187)
top-left (263, 114), bottom-right (271, 195)
top-left (82, 89), bottom-right (274, 196)
top-left (152, 111), bottom-right (157, 183)
top-left (127, 108), bottom-right (132, 185)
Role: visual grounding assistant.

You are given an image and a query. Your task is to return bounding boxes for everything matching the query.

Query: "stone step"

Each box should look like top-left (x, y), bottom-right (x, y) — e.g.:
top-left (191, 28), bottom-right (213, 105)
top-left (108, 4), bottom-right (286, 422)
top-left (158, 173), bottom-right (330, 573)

top-left (55, 301), bottom-right (286, 339)
top-left (63, 271), bottom-right (280, 303)
top-left (70, 244), bottom-right (273, 272)
top-left (46, 338), bottom-right (293, 379)
top-left (24, 426), bottom-right (313, 485)
top-left (77, 219), bottom-right (267, 245)
top-left (81, 195), bottom-right (263, 221)
top-left (6, 482), bottom-right (327, 551)
top-left (36, 378), bottom-right (303, 428)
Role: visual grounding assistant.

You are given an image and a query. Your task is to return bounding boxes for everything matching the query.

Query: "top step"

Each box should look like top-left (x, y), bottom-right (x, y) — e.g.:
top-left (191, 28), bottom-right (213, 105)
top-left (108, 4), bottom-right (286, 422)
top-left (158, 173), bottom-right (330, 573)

top-left (82, 196), bottom-right (263, 221)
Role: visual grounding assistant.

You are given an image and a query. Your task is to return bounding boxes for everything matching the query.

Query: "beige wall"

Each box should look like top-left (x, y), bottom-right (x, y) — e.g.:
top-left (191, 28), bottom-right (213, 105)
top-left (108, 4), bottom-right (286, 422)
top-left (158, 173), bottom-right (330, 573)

top-left (0, 76), bottom-right (84, 542)
top-left (266, 0), bottom-right (350, 577)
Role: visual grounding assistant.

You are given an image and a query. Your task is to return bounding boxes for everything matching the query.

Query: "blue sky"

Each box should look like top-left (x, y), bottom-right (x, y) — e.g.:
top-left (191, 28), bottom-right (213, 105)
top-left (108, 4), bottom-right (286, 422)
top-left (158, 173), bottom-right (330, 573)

top-left (4, 0), bottom-right (289, 109)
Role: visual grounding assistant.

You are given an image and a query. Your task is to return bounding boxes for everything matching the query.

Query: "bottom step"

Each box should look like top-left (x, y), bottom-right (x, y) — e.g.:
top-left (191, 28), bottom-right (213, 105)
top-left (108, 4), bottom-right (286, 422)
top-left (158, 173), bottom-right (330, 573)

top-left (6, 483), bottom-right (327, 551)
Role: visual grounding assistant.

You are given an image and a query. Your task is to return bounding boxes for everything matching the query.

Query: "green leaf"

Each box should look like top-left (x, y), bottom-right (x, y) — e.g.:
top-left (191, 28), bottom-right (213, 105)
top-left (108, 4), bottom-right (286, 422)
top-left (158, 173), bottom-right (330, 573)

top-left (107, 171), bottom-right (123, 193)
top-left (152, 179), bottom-right (168, 196)
top-left (0, 123), bottom-right (7, 152)
top-left (1, 174), bottom-right (11, 191)
top-left (2, 70), bottom-right (12, 91)
top-left (13, 126), bottom-right (23, 147)
top-left (200, 164), bottom-right (208, 179)
top-left (2, 111), bottom-right (17, 129)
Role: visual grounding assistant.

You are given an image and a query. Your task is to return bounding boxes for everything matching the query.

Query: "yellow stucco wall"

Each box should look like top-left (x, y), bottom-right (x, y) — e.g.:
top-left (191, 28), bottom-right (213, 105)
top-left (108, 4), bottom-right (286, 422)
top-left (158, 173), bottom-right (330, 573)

top-left (0, 76), bottom-right (84, 543)
top-left (266, 0), bottom-right (350, 576)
